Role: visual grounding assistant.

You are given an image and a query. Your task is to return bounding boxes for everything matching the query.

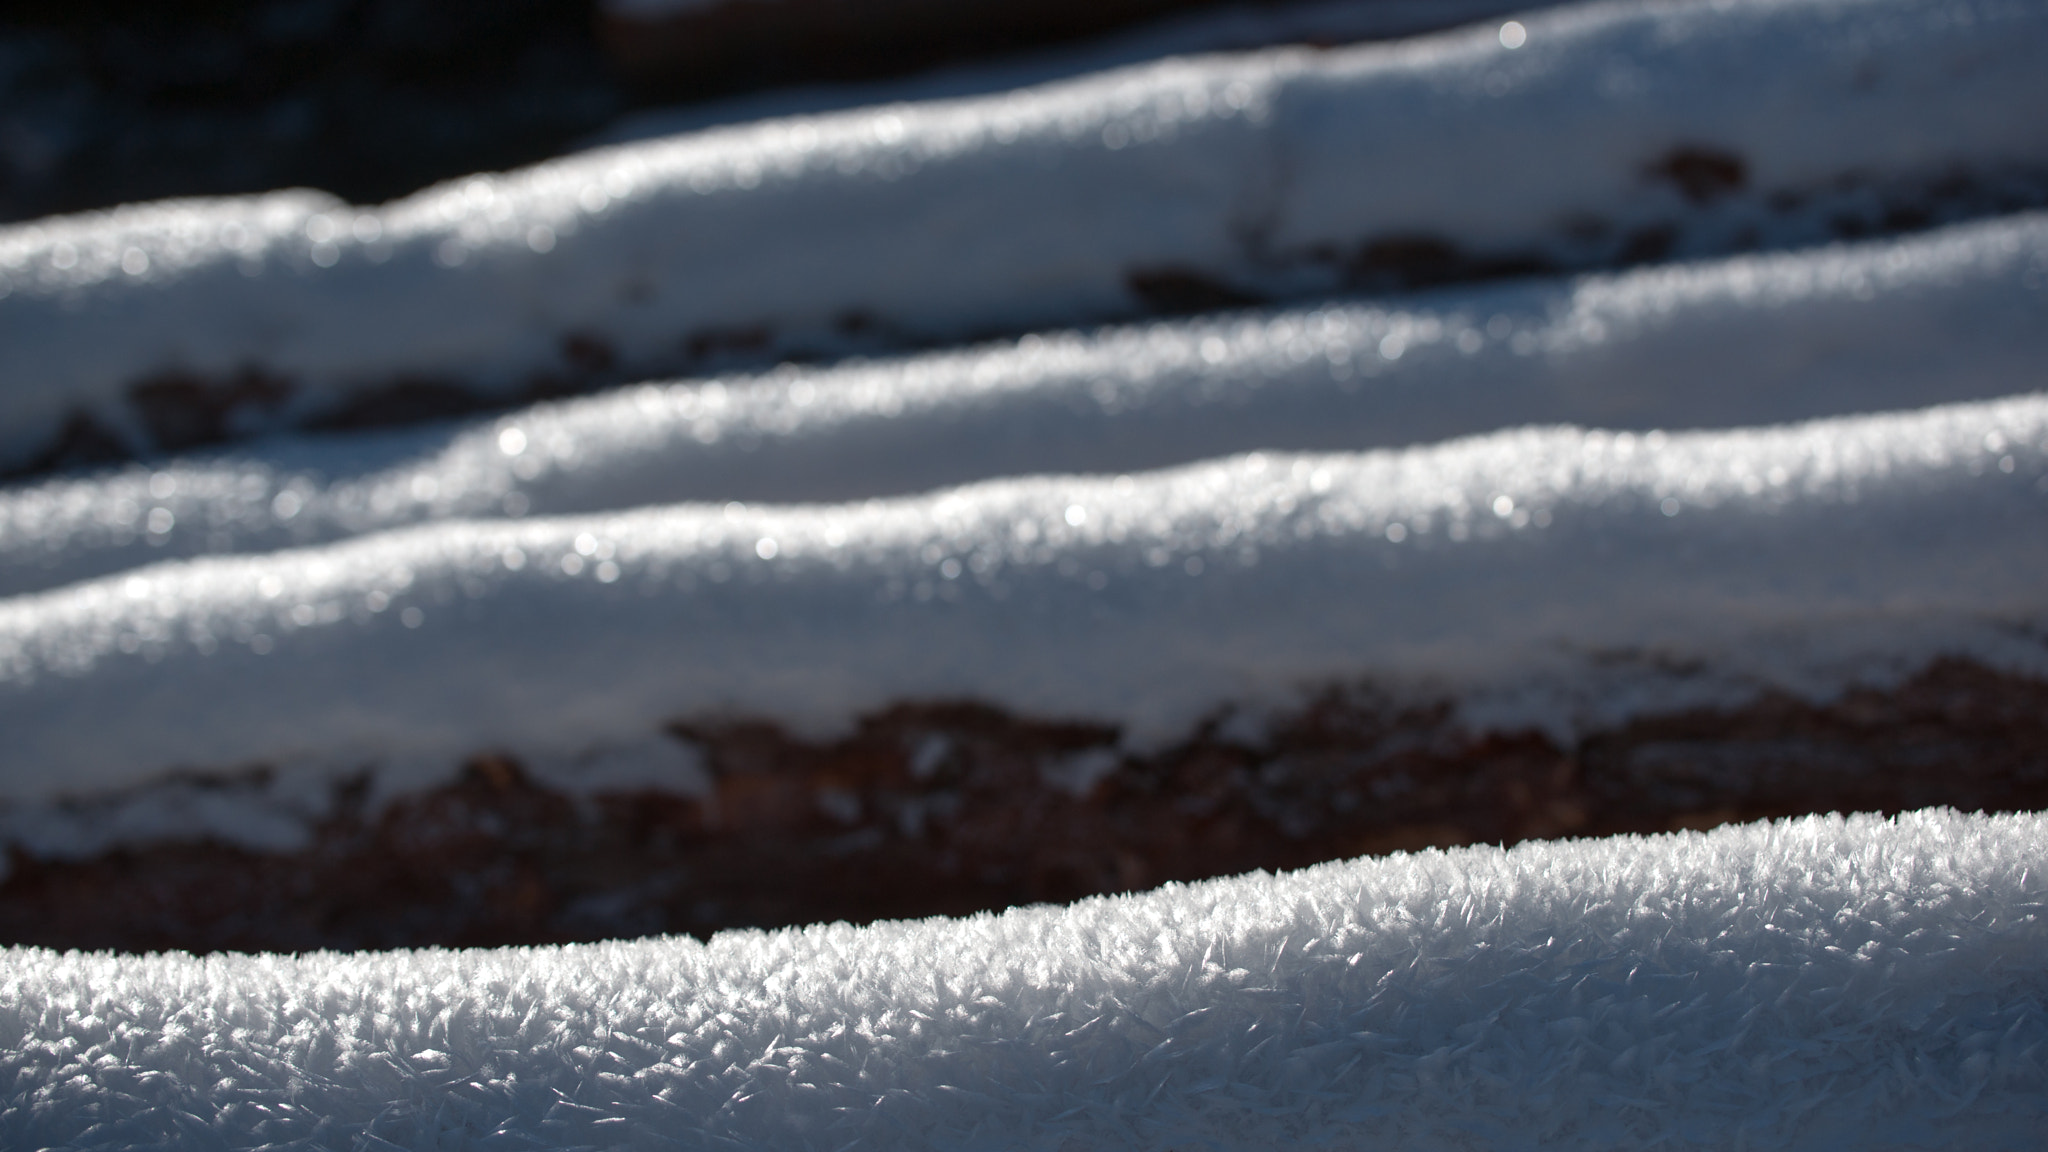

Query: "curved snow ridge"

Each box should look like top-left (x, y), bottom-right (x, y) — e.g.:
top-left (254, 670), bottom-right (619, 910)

top-left (588, 0), bottom-right (1560, 146)
top-left (4, 210), bottom-right (2042, 600)
top-left (2, 809), bottom-right (2043, 1149)
top-left (2, 392), bottom-right (2045, 802)
top-left (1, 0), bottom-right (2045, 471)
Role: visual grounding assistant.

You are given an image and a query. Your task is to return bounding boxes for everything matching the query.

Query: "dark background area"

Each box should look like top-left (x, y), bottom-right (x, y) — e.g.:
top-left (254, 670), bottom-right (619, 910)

top-left (0, 0), bottom-right (1269, 224)
top-left (0, 0), bottom-right (621, 222)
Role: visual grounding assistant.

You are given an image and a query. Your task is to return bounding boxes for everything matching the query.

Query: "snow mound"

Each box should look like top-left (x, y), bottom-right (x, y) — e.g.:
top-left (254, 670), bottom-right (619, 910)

top-left (1, 0), bottom-right (2044, 469)
top-left (2, 809), bottom-right (2043, 1149)
top-left (5, 210), bottom-right (2042, 599)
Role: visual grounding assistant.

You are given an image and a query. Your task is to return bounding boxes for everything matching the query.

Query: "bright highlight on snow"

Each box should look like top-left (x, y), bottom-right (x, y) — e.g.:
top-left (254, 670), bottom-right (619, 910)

top-left (3, 811), bottom-right (2044, 1150)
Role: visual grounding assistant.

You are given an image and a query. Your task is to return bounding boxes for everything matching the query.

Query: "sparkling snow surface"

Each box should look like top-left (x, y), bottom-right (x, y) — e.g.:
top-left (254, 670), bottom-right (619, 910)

top-left (3, 211), bottom-right (2043, 599)
top-left (2, 391), bottom-right (2046, 813)
top-left (4, 810), bottom-right (2045, 1150)
top-left (2, 0), bottom-right (2045, 469)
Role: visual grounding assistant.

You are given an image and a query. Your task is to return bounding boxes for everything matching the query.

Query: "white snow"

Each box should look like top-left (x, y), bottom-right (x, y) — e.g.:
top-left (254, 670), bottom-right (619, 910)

top-left (589, 0), bottom-right (1558, 142)
top-left (4, 209), bottom-right (2041, 599)
top-left (1, 391), bottom-right (2044, 824)
top-left (3, 809), bottom-right (2044, 1149)
top-left (1, 0), bottom-right (2044, 470)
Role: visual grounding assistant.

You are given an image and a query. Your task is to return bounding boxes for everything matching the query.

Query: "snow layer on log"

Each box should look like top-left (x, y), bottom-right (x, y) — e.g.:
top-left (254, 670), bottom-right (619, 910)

top-left (1, 0), bottom-right (2044, 469)
top-left (4, 210), bottom-right (2042, 599)
top-left (1, 392), bottom-right (2044, 806)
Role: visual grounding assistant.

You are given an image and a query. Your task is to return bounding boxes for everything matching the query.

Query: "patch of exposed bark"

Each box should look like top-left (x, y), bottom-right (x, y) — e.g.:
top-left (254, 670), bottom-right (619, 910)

top-left (1125, 266), bottom-right (1265, 313)
top-left (1648, 145), bottom-right (1748, 205)
top-left (2, 659), bottom-right (2043, 954)
top-left (127, 367), bottom-right (296, 452)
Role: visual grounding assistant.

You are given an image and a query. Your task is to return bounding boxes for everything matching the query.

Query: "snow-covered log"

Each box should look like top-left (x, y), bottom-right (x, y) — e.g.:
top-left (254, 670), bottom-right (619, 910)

top-left (4, 210), bottom-right (2042, 599)
top-left (2, 391), bottom-right (2044, 808)
top-left (2, 0), bottom-right (2044, 471)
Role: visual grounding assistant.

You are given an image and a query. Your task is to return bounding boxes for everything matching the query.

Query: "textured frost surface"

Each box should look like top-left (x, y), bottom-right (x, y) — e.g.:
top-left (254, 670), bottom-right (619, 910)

top-left (2, 810), bottom-right (2044, 1150)
top-left (1, 0), bottom-right (2045, 468)
top-left (2, 392), bottom-right (2044, 809)
top-left (4, 211), bottom-right (2042, 598)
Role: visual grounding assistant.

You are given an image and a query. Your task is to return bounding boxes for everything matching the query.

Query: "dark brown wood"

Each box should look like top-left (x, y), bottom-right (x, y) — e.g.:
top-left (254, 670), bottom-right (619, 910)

top-left (4, 658), bottom-right (2043, 954)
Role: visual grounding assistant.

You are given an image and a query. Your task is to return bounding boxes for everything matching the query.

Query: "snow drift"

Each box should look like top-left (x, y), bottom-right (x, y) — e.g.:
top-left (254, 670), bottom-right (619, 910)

top-left (3, 810), bottom-right (2044, 1150)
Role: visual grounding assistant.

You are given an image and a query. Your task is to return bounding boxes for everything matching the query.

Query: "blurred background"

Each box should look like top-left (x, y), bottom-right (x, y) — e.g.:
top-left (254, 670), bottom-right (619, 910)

top-left (0, 0), bottom-right (1529, 222)
top-left (0, 0), bottom-right (1350, 221)
top-left (0, 0), bottom-right (617, 222)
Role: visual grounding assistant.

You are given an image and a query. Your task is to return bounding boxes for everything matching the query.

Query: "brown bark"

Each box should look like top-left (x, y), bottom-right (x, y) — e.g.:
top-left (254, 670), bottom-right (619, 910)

top-left (4, 658), bottom-right (2043, 954)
